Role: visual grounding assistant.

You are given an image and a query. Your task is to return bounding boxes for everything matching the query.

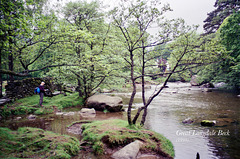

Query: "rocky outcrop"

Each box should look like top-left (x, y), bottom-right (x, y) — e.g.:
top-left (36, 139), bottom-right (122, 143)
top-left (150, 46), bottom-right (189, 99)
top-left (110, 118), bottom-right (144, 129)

top-left (86, 94), bottom-right (123, 112)
top-left (112, 140), bottom-right (143, 159)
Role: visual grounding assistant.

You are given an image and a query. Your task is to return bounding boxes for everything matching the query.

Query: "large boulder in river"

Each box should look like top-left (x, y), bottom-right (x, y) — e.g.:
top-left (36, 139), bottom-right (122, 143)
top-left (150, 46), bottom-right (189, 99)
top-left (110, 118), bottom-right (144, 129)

top-left (86, 94), bottom-right (123, 112)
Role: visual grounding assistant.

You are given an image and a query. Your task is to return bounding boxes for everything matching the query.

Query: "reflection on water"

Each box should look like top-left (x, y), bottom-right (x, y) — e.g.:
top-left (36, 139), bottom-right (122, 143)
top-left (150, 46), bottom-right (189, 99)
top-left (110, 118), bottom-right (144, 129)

top-left (1, 110), bottom-right (125, 140)
top-left (0, 82), bottom-right (239, 159)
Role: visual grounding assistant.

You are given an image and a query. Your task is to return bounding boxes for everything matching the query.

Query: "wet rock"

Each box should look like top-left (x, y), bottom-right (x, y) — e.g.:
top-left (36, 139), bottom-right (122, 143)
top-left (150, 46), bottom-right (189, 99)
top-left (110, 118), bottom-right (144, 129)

top-left (55, 112), bottom-right (64, 116)
top-left (55, 112), bottom-right (75, 116)
top-left (201, 120), bottom-right (216, 126)
top-left (0, 98), bottom-right (11, 106)
top-left (79, 108), bottom-right (96, 118)
top-left (67, 121), bottom-right (92, 135)
top-left (182, 118), bottom-right (194, 124)
top-left (202, 88), bottom-right (212, 92)
top-left (63, 112), bottom-right (75, 116)
top-left (86, 94), bottom-right (123, 112)
top-left (112, 140), bottom-right (143, 159)
top-left (213, 82), bottom-right (226, 88)
top-left (190, 75), bottom-right (200, 86)
top-left (15, 117), bottom-right (22, 120)
top-left (27, 114), bottom-right (36, 120)
top-left (80, 108), bottom-right (96, 114)
top-left (67, 123), bottom-right (83, 135)
top-left (52, 91), bottom-right (61, 96)
top-left (200, 83), bottom-right (214, 88)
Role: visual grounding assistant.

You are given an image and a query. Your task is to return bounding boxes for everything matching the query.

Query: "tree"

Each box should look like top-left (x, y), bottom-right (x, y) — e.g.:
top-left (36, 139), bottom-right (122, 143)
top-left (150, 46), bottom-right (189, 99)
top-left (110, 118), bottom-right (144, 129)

top-left (0, 0), bottom-right (27, 97)
top-left (218, 11), bottom-right (240, 88)
top-left (111, 0), bottom-right (226, 126)
top-left (203, 0), bottom-right (240, 34)
top-left (110, 0), bottom-right (170, 125)
top-left (54, 0), bottom-right (113, 100)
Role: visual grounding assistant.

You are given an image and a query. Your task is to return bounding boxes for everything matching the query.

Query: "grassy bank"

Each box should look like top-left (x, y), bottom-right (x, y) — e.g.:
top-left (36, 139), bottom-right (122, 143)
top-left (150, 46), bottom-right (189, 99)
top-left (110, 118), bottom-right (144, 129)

top-left (0, 127), bottom-right (80, 158)
top-left (80, 119), bottom-right (175, 158)
top-left (0, 93), bottom-right (84, 118)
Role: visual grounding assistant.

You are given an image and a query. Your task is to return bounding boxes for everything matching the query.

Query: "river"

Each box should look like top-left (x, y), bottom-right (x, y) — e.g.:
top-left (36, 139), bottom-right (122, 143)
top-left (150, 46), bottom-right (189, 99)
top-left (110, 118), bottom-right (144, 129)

top-left (1, 82), bottom-right (239, 159)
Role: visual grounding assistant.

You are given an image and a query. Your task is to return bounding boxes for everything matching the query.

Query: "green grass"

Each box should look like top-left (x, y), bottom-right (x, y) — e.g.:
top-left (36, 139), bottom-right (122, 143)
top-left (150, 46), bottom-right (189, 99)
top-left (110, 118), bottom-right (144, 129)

top-left (0, 93), bottom-right (84, 117)
top-left (81, 119), bottom-right (175, 158)
top-left (0, 127), bottom-right (80, 158)
top-left (13, 93), bottom-right (83, 108)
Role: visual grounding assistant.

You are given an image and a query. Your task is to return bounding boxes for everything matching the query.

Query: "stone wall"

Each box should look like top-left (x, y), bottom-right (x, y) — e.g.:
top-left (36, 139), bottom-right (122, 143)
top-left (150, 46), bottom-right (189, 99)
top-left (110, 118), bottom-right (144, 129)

top-left (5, 77), bottom-right (55, 99)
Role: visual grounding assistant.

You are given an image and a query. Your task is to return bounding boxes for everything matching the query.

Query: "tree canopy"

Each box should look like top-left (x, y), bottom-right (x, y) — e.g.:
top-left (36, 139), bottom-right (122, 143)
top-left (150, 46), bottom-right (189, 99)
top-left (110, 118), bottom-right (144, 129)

top-left (203, 0), bottom-right (240, 34)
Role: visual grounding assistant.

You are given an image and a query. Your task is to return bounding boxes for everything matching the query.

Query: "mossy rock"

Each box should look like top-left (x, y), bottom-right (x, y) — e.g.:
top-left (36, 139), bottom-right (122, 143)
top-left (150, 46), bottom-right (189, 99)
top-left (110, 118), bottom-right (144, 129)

top-left (81, 119), bottom-right (174, 158)
top-left (0, 127), bottom-right (80, 159)
top-left (201, 120), bottom-right (216, 126)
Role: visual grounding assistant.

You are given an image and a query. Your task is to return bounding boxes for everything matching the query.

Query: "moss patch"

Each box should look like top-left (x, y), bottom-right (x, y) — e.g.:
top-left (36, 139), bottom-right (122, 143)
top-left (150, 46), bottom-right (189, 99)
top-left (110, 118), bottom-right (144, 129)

top-left (81, 119), bottom-right (174, 158)
top-left (0, 93), bottom-right (84, 118)
top-left (0, 127), bottom-right (80, 159)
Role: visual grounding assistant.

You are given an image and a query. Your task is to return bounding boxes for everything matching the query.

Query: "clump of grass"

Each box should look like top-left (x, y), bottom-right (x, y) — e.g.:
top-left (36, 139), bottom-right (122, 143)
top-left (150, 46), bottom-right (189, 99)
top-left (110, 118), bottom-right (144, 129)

top-left (46, 93), bottom-right (84, 108)
top-left (81, 119), bottom-right (175, 158)
top-left (0, 127), bottom-right (80, 159)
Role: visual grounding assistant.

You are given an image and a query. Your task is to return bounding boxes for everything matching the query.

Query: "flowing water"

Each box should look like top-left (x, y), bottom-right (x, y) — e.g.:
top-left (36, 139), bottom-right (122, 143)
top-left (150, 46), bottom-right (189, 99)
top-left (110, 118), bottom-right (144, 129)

top-left (142, 83), bottom-right (240, 159)
top-left (1, 82), bottom-right (239, 159)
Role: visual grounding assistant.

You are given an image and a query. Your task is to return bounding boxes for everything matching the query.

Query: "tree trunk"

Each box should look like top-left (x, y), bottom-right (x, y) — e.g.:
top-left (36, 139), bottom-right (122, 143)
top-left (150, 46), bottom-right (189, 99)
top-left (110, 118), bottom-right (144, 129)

top-left (132, 42), bottom-right (146, 125)
top-left (83, 75), bottom-right (88, 101)
top-left (8, 37), bottom-right (14, 83)
top-left (8, 53), bottom-right (14, 83)
top-left (141, 43), bottom-right (146, 105)
top-left (132, 107), bottom-right (144, 124)
top-left (77, 79), bottom-right (83, 97)
top-left (127, 51), bottom-right (136, 125)
top-left (0, 49), bottom-right (2, 98)
top-left (140, 42), bottom-right (189, 126)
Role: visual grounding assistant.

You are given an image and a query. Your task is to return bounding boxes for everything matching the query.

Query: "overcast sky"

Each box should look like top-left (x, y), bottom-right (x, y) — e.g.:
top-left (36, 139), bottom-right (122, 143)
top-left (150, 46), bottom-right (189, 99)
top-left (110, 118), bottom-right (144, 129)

top-left (100, 0), bottom-right (216, 33)
top-left (55, 0), bottom-right (216, 33)
top-left (161, 0), bottom-right (216, 33)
